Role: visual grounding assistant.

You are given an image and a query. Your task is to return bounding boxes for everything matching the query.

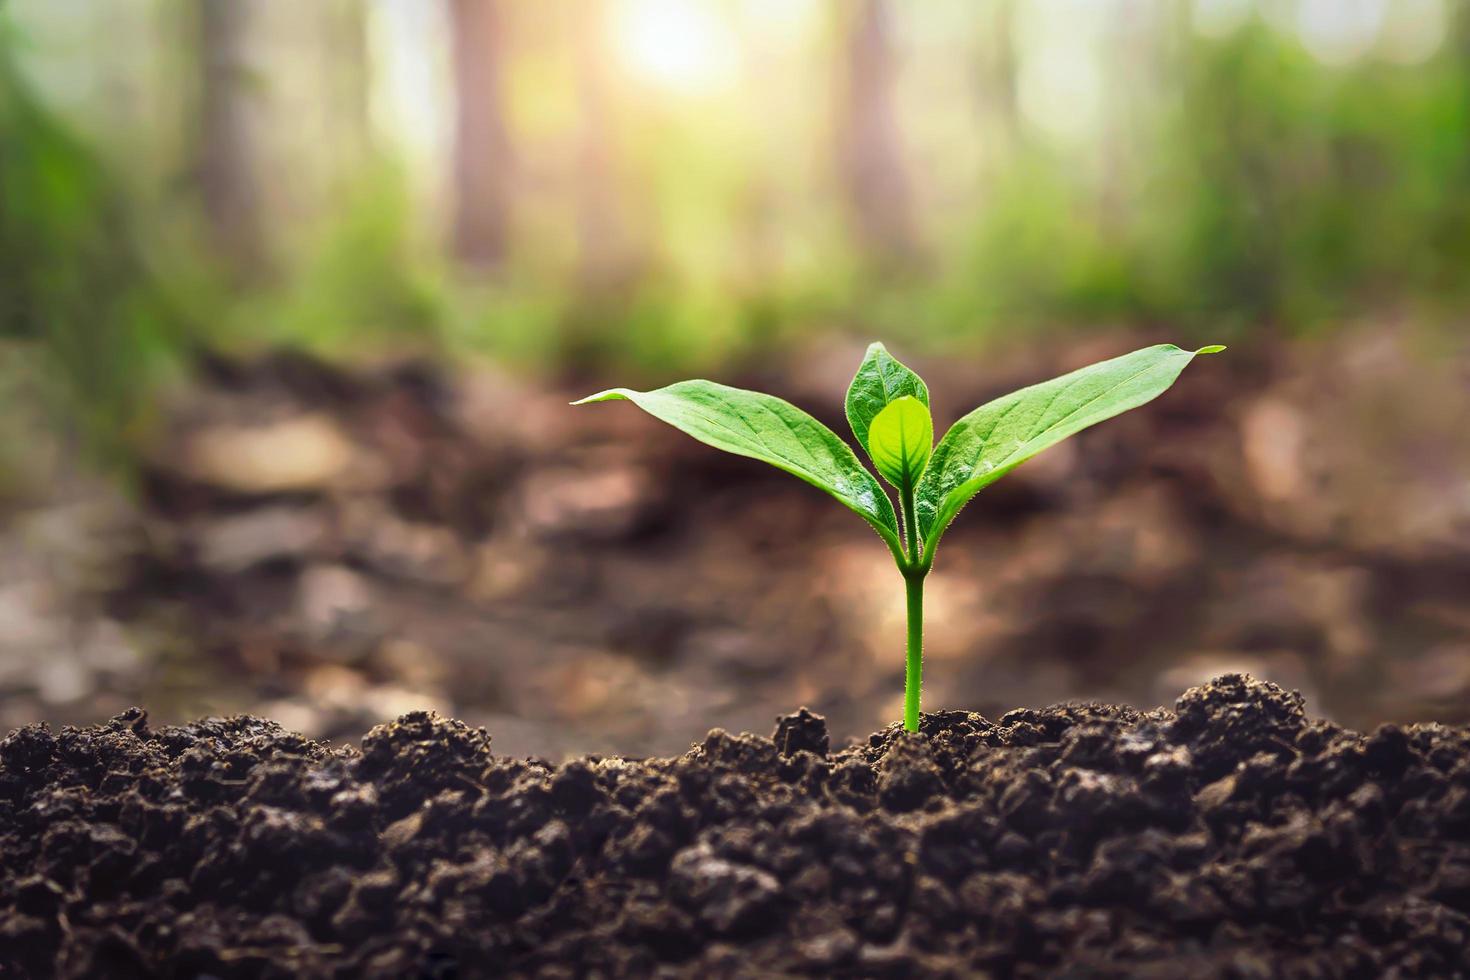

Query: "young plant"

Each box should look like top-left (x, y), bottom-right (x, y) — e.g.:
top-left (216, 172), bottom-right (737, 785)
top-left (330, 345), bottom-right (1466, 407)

top-left (575, 342), bottom-right (1225, 731)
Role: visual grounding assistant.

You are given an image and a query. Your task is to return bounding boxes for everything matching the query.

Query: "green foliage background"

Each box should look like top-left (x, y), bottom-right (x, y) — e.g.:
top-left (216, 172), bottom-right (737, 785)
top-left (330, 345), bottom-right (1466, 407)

top-left (3, 4), bottom-right (1469, 478)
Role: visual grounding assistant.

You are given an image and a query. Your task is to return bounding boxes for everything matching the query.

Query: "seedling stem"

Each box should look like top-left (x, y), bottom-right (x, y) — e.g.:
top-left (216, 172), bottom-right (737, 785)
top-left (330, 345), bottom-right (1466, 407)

top-left (900, 474), bottom-right (926, 730)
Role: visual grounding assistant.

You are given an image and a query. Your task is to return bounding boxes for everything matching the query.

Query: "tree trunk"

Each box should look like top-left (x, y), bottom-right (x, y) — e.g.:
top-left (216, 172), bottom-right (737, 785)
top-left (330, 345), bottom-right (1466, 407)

top-left (574, 0), bottom-right (630, 291)
top-left (198, 0), bottom-right (265, 279)
top-left (976, 0), bottom-right (1020, 175)
top-left (837, 0), bottom-right (917, 265)
top-left (331, 0), bottom-right (374, 166)
top-left (449, 0), bottom-right (512, 271)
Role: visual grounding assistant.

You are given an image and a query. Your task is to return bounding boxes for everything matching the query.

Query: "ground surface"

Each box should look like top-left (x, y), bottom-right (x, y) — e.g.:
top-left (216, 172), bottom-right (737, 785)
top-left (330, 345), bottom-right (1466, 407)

top-left (4, 328), bottom-right (1470, 758)
top-left (3, 674), bottom-right (1469, 977)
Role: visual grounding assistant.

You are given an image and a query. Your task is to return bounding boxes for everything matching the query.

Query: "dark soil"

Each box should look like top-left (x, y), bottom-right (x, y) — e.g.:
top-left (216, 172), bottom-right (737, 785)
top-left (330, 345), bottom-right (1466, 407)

top-left (3, 674), bottom-right (1469, 978)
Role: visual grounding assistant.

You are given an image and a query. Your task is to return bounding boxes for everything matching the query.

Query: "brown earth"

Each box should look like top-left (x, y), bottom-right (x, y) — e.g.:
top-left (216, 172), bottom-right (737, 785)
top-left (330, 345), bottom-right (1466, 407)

top-left (3, 674), bottom-right (1469, 977)
top-left (7, 328), bottom-right (1470, 760)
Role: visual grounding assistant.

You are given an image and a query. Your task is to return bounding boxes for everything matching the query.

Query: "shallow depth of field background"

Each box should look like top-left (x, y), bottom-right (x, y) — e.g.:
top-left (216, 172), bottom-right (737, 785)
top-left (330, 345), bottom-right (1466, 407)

top-left (2, 0), bottom-right (1469, 757)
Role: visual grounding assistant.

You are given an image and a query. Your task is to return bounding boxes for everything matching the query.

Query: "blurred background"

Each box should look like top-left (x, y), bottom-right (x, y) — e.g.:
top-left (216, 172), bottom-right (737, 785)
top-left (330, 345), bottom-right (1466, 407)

top-left (2, 0), bottom-right (1468, 757)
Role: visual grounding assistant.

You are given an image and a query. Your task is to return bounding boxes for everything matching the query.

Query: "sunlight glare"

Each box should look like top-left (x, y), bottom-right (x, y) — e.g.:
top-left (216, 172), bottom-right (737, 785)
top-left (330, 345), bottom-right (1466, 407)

top-left (1193, 0), bottom-right (1254, 37)
top-left (612, 0), bottom-right (738, 95)
top-left (1296, 0), bottom-right (1388, 65)
top-left (1014, 0), bottom-right (1107, 146)
top-left (369, 0), bottom-right (452, 188)
top-left (1381, 0), bottom-right (1446, 64)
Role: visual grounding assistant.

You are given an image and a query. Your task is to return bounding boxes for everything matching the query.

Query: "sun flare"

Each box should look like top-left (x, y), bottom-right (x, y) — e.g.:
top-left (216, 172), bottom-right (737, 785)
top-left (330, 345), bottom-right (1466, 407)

top-left (611, 0), bottom-right (738, 95)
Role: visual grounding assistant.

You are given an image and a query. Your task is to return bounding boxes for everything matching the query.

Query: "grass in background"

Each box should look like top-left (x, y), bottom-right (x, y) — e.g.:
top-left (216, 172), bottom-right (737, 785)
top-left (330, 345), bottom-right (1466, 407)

top-left (0, 25), bottom-right (192, 484)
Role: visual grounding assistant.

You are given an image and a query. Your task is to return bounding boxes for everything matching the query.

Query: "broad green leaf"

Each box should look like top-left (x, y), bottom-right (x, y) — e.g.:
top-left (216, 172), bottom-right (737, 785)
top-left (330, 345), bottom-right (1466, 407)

top-left (573, 380), bottom-right (902, 548)
top-left (916, 344), bottom-right (1225, 550)
top-left (867, 396), bottom-right (933, 490)
top-left (845, 342), bottom-right (930, 456)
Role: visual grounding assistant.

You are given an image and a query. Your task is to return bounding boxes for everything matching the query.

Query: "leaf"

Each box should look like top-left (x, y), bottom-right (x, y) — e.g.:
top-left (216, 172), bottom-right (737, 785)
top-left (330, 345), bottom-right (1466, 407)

top-left (845, 342), bottom-right (930, 456)
top-left (916, 344), bottom-right (1225, 550)
top-left (867, 396), bottom-right (933, 490)
top-left (573, 380), bottom-right (902, 548)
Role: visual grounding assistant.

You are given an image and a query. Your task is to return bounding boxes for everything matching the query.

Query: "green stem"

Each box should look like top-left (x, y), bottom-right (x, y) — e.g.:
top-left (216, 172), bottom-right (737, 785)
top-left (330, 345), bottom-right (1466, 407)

top-left (904, 570), bottom-right (924, 732)
top-left (900, 480), bottom-right (920, 566)
top-left (899, 479), bottom-right (925, 732)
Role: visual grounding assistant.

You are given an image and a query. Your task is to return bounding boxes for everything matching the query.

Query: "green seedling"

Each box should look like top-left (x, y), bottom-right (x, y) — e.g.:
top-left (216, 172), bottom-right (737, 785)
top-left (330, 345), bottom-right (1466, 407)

top-left (575, 342), bottom-right (1225, 731)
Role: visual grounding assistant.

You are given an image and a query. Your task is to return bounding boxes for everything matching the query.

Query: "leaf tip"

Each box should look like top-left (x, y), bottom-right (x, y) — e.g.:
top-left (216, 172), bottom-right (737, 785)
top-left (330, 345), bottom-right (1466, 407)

top-left (1196, 344), bottom-right (1227, 355)
top-left (570, 389), bottom-right (629, 406)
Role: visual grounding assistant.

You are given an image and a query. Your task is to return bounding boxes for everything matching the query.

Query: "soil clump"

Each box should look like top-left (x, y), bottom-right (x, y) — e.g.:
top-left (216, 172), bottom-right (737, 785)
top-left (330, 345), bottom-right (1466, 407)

top-left (3, 674), bottom-right (1468, 977)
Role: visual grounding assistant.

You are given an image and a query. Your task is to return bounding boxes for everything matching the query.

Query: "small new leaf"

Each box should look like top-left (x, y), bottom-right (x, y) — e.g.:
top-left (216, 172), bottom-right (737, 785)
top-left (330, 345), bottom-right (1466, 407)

top-left (916, 344), bottom-right (1224, 552)
top-left (845, 342), bottom-right (930, 457)
top-left (867, 396), bottom-right (933, 490)
top-left (573, 380), bottom-right (902, 552)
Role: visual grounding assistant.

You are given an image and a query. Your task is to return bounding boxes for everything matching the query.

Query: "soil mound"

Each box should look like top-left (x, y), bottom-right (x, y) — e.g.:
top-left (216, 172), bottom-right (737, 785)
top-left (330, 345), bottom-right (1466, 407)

top-left (3, 674), bottom-right (1469, 977)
